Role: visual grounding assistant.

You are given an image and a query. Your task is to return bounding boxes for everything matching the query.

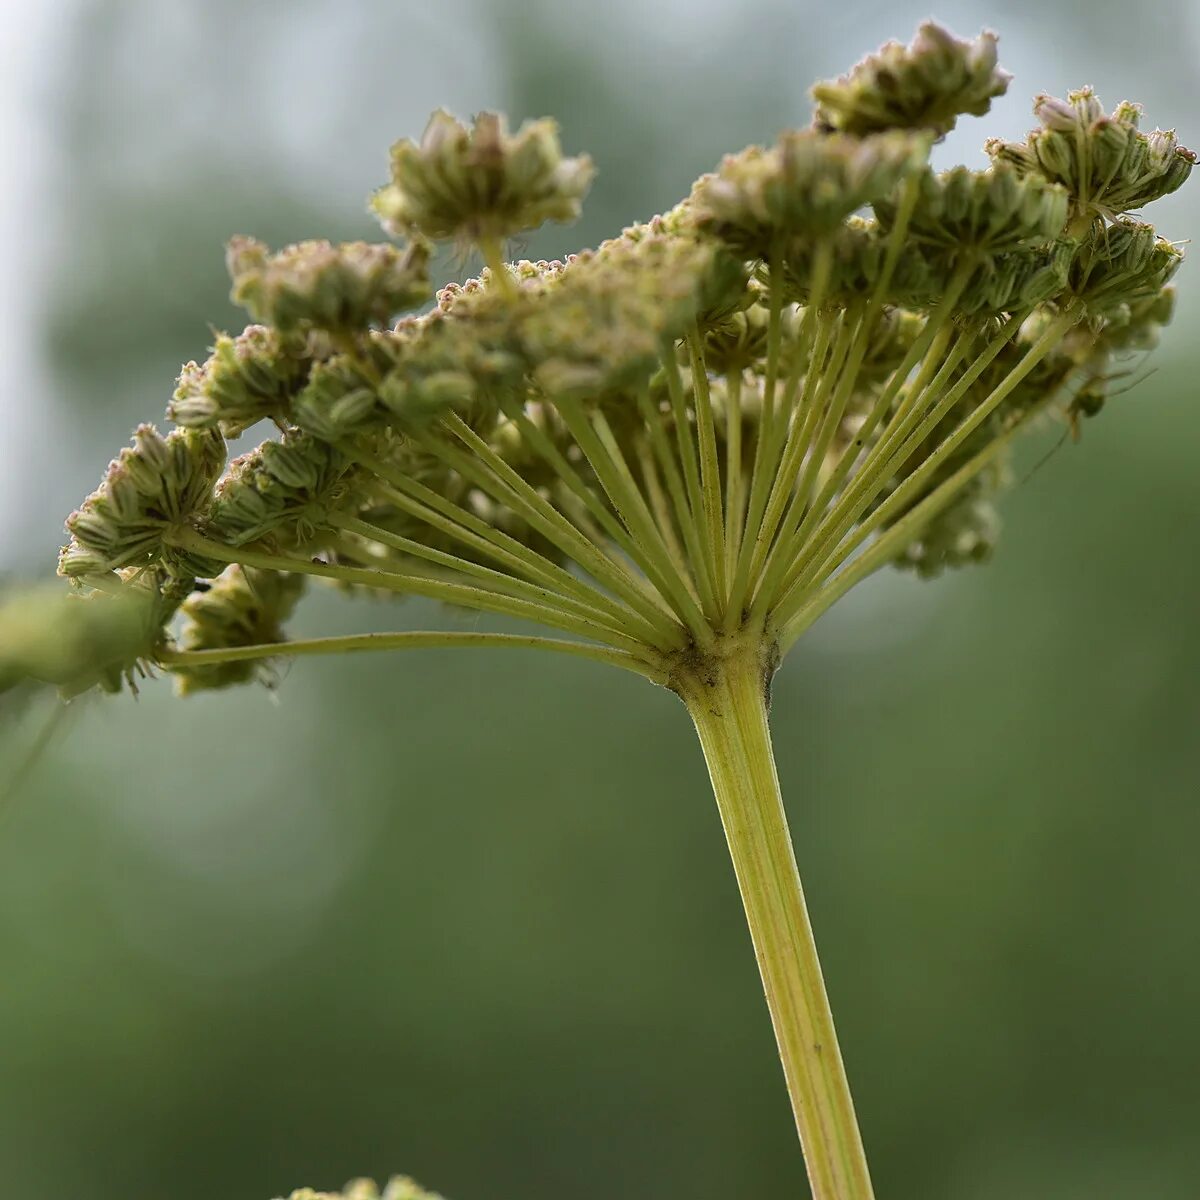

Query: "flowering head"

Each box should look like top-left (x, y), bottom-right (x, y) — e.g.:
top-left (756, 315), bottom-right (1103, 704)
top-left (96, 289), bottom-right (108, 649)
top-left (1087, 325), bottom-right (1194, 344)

top-left (59, 425), bottom-right (225, 580)
top-left (169, 325), bottom-right (307, 436)
top-left (811, 22), bottom-right (1010, 138)
top-left (691, 130), bottom-right (928, 254)
top-left (281, 1180), bottom-right (442, 1200)
top-left (226, 236), bottom-right (431, 333)
top-left (3, 20), bottom-right (1178, 709)
top-left (988, 89), bottom-right (1196, 230)
top-left (371, 109), bottom-right (594, 245)
top-left (172, 565), bottom-right (305, 694)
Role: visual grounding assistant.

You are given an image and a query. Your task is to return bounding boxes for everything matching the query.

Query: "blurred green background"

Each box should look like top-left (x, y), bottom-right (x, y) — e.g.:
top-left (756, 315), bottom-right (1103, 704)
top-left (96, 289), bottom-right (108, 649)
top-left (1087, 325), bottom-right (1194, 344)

top-left (1, 1), bottom-right (1198, 1197)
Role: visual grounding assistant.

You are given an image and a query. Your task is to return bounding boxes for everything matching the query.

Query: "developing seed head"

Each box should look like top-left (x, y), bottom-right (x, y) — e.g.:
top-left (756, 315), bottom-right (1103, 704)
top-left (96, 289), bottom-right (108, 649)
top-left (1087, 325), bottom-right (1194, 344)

top-left (520, 225), bottom-right (732, 400)
top-left (0, 577), bottom-right (175, 697)
top-left (987, 89), bottom-right (1196, 225)
top-left (1066, 218), bottom-right (1183, 316)
top-left (811, 22), bottom-right (1011, 138)
top-left (371, 109), bottom-right (594, 243)
top-left (893, 485), bottom-right (1003, 578)
top-left (168, 324), bottom-right (311, 436)
top-left (384, 282), bottom-right (529, 417)
top-left (36, 18), bottom-right (1194, 700)
top-left (1101, 284), bottom-right (1176, 354)
top-left (698, 291), bottom-right (784, 374)
top-left (615, 213), bottom-right (751, 329)
top-left (295, 281), bottom-right (530, 439)
top-left (284, 1179), bottom-right (444, 1200)
top-left (954, 241), bottom-right (1075, 315)
top-left (876, 164), bottom-right (1069, 260)
top-left (226, 236), bottom-right (431, 333)
top-left (292, 353), bottom-right (383, 440)
top-left (691, 130), bottom-right (928, 255)
top-left (771, 215), bottom-right (934, 307)
top-left (208, 431), bottom-right (356, 548)
top-left (171, 565), bottom-right (306, 694)
top-left (60, 425), bottom-right (226, 579)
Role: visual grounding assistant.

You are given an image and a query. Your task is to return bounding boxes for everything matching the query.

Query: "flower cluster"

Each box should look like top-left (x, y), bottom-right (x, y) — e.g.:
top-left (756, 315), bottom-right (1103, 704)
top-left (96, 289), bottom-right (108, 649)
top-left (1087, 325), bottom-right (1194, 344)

top-left (59, 425), bottom-right (226, 579)
top-left (227, 237), bottom-right (431, 333)
top-left (281, 1178), bottom-right (441, 1200)
top-left (371, 109), bottom-right (594, 243)
top-left (0, 574), bottom-right (180, 697)
top-left (12, 19), bottom-right (1183, 705)
top-left (172, 565), bottom-right (305, 694)
top-left (988, 90), bottom-right (1195, 229)
top-left (691, 130), bottom-right (928, 251)
top-left (169, 324), bottom-right (307, 436)
top-left (811, 22), bottom-right (1011, 138)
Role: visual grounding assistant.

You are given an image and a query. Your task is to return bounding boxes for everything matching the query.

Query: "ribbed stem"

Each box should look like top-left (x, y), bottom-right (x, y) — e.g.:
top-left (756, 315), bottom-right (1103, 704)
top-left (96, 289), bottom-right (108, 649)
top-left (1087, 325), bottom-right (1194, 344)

top-left (677, 644), bottom-right (873, 1200)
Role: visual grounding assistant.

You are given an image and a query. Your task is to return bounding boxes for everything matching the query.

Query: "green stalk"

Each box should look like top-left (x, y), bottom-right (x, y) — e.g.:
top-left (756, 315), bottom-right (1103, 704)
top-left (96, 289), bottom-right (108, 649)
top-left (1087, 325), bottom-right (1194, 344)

top-left (159, 630), bottom-right (658, 680)
top-left (773, 303), bottom-right (1083, 626)
top-left (776, 392), bottom-right (1044, 651)
top-left (166, 529), bottom-right (654, 658)
top-left (498, 396), bottom-right (701, 629)
top-left (724, 369), bottom-right (745, 568)
top-left (479, 235), bottom-right (517, 299)
top-left (677, 643), bottom-right (873, 1200)
top-left (660, 341), bottom-right (723, 618)
top-left (687, 327), bottom-right (729, 598)
top-left (329, 513), bottom-right (649, 646)
top-left (426, 415), bottom-right (687, 645)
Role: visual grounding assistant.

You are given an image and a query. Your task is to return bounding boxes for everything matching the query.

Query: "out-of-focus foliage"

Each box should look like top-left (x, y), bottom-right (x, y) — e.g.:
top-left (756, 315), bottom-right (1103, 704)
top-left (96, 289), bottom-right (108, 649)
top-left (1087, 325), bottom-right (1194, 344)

top-left (2, 2), bottom-right (1198, 1199)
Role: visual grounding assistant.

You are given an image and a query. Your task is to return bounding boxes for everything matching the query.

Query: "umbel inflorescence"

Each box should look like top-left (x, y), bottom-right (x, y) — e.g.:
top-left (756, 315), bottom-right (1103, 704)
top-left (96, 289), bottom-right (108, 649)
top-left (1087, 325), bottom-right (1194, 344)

top-left (8, 22), bottom-right (1193, 1200)
top-left (27, 25), bottom-right (1187, 700)
top-left (17, 27), bottom-right (1182, 704)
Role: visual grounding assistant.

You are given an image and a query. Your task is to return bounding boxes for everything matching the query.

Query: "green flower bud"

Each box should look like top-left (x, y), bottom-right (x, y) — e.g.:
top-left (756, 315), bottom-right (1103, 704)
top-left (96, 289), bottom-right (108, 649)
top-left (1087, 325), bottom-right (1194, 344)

top-left (620, 213), bottom-right (751, 329)
top-left (61, 425), bottom-right (226, 578)
top-left (692, 130), bottom-right (928, 255)
top-left (378, 364), bottom-right (476, 422)
top-left (169, 324), bottom-right (310, 436)
top-left (371, 109), bottom-right (594, 243)
top-left (1102, 284), bottom-right (1176, 353)
top-left (208, 432), bottom-right (355, 547)
top-left (811, 22), bottom-right (1011, 138)
top-left (378, 308), bottom-right (524, 430)
top-left (295, 277), bottom-right (534, 439)
top-left (171, 565), bottom-right (306, 694)
top-left (227, 236), bottom-right (431, 333)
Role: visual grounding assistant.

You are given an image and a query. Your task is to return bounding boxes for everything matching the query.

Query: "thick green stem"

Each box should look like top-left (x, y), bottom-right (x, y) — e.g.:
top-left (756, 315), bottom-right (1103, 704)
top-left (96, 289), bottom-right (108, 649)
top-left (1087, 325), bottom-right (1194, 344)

top-left (678, 646), bottom-right (873, 1200)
